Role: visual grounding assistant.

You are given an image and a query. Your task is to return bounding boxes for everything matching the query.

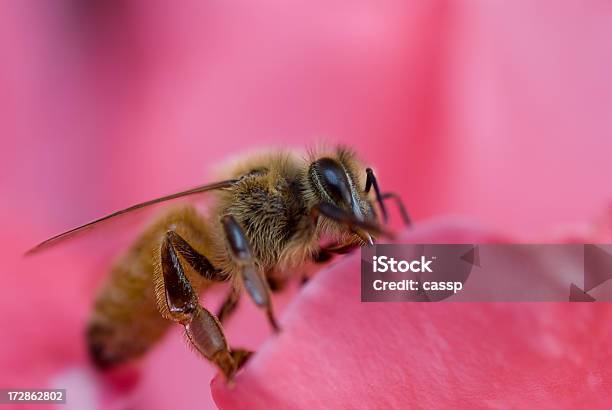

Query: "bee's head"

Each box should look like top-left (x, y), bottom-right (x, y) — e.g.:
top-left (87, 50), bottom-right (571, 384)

top-left (307, 150), bottom-right (380, 244)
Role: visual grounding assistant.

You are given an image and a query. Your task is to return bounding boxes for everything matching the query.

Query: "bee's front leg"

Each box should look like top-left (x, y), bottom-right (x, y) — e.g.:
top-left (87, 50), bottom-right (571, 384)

top-left (221, 215), bottom-right (280, 332)
top-left (159, 231), bottom-right (249, 380)
top-left (310, 202), bottom-right (393, 243)
top-left (364, 168), bottom-right (411, 226)
top-left (312, 242), bottom-right (360, 264)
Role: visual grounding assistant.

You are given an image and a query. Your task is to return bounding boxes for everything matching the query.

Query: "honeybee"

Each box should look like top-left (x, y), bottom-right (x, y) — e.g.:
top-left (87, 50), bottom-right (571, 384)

top-left (27, 146), bottom-right (410, 380)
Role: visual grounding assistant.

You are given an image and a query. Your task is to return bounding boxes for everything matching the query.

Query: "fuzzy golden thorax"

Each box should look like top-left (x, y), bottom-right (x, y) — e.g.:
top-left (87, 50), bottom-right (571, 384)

top-left (209, 146), bottom-right (377, 275)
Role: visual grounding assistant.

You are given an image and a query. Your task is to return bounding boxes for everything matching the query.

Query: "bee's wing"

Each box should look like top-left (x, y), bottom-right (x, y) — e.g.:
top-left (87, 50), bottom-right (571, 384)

top-left (25, 179), bottom-right (238, 256)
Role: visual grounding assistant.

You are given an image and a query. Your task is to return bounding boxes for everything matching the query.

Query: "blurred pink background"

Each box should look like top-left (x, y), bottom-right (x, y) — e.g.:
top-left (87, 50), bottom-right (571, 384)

top-left (1, 0), bottom-right (612, 409)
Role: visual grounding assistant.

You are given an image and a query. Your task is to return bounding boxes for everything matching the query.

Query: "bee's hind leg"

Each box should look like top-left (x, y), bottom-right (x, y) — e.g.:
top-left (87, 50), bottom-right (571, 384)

top-left (221, 215), bottom-right (280, 332)
top-left (159, 231), bottom-right (248, 379)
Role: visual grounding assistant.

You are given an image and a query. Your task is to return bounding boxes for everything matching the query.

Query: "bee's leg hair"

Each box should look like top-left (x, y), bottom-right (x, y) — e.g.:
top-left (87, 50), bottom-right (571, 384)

top-left (160, 232), bottom-right (244, 380)
top-left (165, 230), bottom-right (227, 280)
top-left (216, 285), bottom-right (241, 324)
top-left (221, 215), bottom-right (280, 332)
top-left (364, 168), bottom-right (411, 226)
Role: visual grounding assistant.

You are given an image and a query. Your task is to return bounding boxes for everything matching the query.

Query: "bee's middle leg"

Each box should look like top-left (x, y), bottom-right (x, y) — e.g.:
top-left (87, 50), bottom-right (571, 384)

top-left (221, 215), bottom-right (280, 332)
top-left (217, 272), bottom-right (282, 325)
top-left (216, 286), bottom-right (241, 324)
top-left (159, 231), bottom-right (248, 379)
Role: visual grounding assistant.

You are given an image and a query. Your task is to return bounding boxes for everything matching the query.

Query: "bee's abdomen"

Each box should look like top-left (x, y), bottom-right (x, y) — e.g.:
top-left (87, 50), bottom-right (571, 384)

top-left (86, 258), bottom-right (169, 367)
top-left (86, 205), bottom-right (216, 367)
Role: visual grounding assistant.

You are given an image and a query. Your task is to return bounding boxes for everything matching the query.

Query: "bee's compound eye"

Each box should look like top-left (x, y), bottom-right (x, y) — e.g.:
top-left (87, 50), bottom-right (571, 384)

top-left (311, 157), bottom-right (353, 208)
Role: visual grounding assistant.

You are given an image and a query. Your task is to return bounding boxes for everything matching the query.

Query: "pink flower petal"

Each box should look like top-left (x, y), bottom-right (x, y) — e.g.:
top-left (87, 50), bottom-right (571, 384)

top-left (212, 219), bottom-right (611, 409)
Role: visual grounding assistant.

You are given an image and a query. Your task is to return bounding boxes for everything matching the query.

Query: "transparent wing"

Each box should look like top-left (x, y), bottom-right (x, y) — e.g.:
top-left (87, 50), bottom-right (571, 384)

top-left (25, 179), bottom-right (238, 256)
